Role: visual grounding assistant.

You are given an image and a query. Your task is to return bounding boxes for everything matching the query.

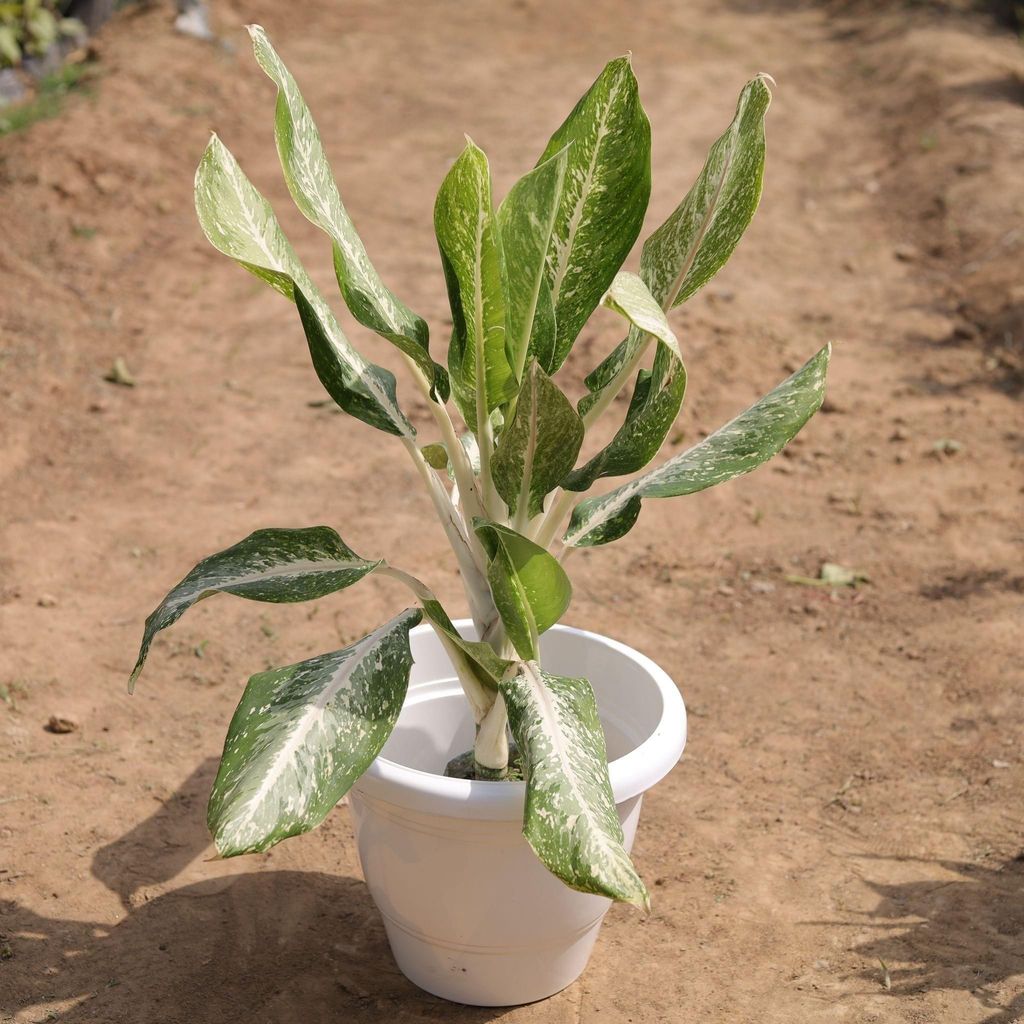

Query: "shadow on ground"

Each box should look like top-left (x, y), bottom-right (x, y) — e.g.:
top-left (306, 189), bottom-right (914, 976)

top-left (3, 762), bottom-right (516, 1023)
top-left (850, 854), bottom-right (1024, 1024)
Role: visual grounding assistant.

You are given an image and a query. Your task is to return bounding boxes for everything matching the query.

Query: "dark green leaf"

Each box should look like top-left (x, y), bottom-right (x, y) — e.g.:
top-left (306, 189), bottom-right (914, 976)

top-left (565, 344), bottom-right (831, 546)
top-left (491, 360), bottom-right (584, 520)
top-left (473, 521), bottom-right (572, 660)
top-left (130, 526), bottom-right (380, 690)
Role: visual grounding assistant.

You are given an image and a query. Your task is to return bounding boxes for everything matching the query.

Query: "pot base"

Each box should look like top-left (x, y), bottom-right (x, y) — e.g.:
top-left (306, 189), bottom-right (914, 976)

top-left (380, 905), bottom-right (605, 1006)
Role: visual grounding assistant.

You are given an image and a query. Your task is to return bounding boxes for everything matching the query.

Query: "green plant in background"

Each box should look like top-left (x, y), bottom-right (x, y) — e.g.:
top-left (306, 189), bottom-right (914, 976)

top-left (0, 0), bottom-right (81, 68)
top-left (129, 26), bottom-right (831, 910)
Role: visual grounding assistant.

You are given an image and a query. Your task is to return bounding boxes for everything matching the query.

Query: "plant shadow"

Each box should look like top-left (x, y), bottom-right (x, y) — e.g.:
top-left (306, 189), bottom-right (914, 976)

top-left (849, 853), bottom-right (1024, 1024)
top-left (2, 761), bottom-right (524, 1023)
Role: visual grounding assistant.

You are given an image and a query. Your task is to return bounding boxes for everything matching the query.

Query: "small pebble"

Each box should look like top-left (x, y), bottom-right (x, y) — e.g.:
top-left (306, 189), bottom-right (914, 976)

top-left (45, 715), bottom-right (78, 734)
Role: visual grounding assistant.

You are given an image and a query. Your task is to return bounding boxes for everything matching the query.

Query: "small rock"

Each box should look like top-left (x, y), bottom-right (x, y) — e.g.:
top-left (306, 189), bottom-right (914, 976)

top-left (103, 357), bottom-right (136, 387)
top-left (993, 759), bottom-right (1012, 770)
top-left (893, 243), bottom-right (920, 262)
top-left (37, 594), bottom-right (58, 608)
top-left (750, 580), bottom-right (776, 594)
top-left (932, 438), bottom-right (963, 456)
top-left (45, 715), bottom-right (78, 734)
top-left (717, 584), bottom-right (735, 597)
top-left (889, 427), bottom-right (909, 442)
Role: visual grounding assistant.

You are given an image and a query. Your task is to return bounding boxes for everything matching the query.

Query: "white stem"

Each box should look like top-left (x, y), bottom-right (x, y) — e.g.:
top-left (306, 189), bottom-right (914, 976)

top-left (402, 437), bottom-right (492, 626)
top-left (474, 694), bottom-right (509, 770)
top-left (375, 564), bottom-right (495, 723)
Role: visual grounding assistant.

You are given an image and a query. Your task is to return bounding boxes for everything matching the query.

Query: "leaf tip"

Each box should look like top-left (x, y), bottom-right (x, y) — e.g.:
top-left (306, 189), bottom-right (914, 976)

top-left (245, 23), bottom-right (264, 40)
top-left (756, 71), bottom-right (777, 90)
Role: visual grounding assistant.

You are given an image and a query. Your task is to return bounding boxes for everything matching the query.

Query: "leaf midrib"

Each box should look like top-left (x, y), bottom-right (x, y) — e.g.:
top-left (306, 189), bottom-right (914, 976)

top-left (219, 623), bottom-right (388, 833)
top-left (549, 76), bottom-right (623, 311)
top-left (521, 665), bottom-right (624, 877)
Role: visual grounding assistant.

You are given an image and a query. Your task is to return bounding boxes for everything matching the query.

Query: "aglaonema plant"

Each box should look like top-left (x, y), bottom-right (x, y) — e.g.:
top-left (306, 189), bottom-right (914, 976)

top-left (129, 26), bottom-right (830, 911)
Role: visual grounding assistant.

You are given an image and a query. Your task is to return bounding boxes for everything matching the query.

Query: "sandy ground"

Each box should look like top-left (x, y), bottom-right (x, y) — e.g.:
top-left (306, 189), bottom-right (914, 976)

top-left (1, 1), bottom-right (1022, 1021)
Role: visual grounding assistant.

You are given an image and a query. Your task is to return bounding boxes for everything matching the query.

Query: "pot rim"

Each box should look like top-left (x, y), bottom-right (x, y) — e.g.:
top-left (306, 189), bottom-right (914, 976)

top-left (355, 621), bottom-right (686, 820)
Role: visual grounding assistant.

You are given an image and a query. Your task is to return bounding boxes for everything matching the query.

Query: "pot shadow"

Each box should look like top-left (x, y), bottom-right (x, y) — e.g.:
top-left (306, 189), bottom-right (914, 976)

top-left (2, 761), bottom-right (525, 1023)
top-left (840, 853), bottom-right (1024, 1023)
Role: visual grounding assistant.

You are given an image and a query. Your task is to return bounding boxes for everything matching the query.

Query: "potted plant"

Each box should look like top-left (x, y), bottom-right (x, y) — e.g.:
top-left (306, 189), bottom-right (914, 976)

top-left (129, 27), bottom-right (830, 1007)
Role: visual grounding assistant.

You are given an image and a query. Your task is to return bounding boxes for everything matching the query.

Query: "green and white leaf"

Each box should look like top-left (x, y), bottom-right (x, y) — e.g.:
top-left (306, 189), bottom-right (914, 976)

top-left (248, 25), bottom-right (447, 400)
top-left (473, 521), bottom-right (571, 660)
top-left (208, 608), bottom-right (420, 856)
top-left (566, 342), bottom-right (686, 491)
top-left (644, 73), bottom-right (772, 310)
top-left (569, 273), bottom-right (685, 489)
top-left (565, 344), bottom-right (831, 546)
top-left (496, 147), bottom-right (568, 379)
top-left (581, 75), bottom-right (771, 407)
top-left (535, 56), bottom-right (651, 372)
top-left (491, 360), bottom-right (584, 521)
top-left (194, 135), bottom-right (413, 438)
top-left (599, 271), bottom-right (681, 362)
top-left (130, 526), bottom-right (380, 690)
top-left (435, 140), bottom-right (516, 425)
top-left (502, 663), bottom-right (649, 909)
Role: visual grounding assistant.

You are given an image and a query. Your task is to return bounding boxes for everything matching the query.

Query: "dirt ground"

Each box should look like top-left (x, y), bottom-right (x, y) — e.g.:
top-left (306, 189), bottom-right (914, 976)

top-left (1, 0), bottom-right (1022, 1021)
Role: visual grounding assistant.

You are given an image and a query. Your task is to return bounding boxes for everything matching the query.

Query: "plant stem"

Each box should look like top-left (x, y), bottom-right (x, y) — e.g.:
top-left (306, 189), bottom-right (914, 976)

top-left (474, 694), bottom-right (509, 774)
top-left (401, 437), bottom-right (493, 626)
top-left (376, 564), bottom-right (496, 722)
top-left (402, 356), bottom-right (487, 529)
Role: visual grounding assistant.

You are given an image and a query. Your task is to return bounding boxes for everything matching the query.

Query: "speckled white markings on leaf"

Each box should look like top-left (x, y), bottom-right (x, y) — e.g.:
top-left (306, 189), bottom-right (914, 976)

top-left (502, 663), bottom-right (649, 909)
top-left (208, 608), bottom-right (421, 856)
top-left (565, 344), bottom-right (831, 547)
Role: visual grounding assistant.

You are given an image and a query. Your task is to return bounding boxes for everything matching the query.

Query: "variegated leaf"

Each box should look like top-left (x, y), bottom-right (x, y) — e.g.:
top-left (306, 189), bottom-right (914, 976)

top-left (130, 527), bottom-right (380, 690)
top-left (580, 75), bottom-right (772, 410)
top-left (248, 26), bottom-right (448, 400)
top-left (194, 135), bottom-right (413, 438)
top-left (565, 342), bottom-right (686, 491)
top-left (496, 147), bottom-right (568, 378)
top-left (536, 56), bottom-right (651, 371)
top-left (565, 344), bottom-right (831, 547)
top-left (492, 360), bottom-right (584, 520)
top-left (473, 521), bottom-right (571, 660)
top-left (435, 140), bottom-right (516, 426)
top-left (599, 271), bottom-right (681, 363)
top-left (645, 73), bottom-right (772, 310)
top-left (568, 273), bottom-right (685, 489)
top-left (208, 609), bottom-right (420, 856)
top-left (502, 663), bottom-right (649, 909)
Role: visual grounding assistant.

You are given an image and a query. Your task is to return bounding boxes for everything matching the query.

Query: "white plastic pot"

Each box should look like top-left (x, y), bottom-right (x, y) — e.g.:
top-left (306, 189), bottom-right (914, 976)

top-left (348, 620), bottom-right (687, 1006)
